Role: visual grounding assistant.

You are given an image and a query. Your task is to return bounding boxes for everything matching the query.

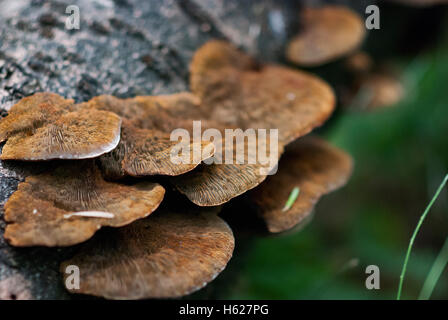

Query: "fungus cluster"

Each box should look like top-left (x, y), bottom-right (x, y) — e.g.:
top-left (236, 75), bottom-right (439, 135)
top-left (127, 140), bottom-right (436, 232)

top-left (0, 36), bottom-right (353, 298)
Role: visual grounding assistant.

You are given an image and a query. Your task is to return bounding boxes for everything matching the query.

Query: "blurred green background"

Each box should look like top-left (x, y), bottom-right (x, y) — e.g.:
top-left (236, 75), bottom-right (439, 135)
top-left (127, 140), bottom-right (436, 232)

top-left (218, 3), bottom-right (448, 300)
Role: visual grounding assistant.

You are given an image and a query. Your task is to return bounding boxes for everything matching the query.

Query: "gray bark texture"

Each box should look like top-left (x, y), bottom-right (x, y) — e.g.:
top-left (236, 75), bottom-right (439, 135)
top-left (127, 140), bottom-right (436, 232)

top-left (0, 0), bottom-right (368, 299)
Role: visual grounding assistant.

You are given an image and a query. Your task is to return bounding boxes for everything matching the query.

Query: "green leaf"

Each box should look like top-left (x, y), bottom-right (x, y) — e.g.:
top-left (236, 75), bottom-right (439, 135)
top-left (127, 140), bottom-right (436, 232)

top-left (282, 187), bottom-right (300, 212)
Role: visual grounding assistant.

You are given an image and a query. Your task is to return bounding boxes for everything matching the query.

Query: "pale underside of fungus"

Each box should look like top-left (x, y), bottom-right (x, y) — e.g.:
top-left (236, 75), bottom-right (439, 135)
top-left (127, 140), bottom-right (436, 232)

top-left (286, 6), bottom-right (365, 66)
top-left (250, 137), bottom-right (353, 233)
top-left (83, 93), bottom-right (217, 179)
top-left (99, 119), bottom-right (215, 179)
top-left (61, 205), bottom-right (234, 299)
top-left (3, 160), bottom-right (165, 246)
top-left (0, 93), bottom-right (121, 160)
top-left (172, 139), bottom-right (284, 206)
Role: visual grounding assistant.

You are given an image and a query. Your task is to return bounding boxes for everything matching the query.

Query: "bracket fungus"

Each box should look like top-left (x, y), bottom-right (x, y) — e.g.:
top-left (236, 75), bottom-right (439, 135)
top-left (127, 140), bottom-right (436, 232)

top-left (249, 137), bottom-right (353, 233)
top-left (190, 41), bottom-right (335, 145)
top-left (286, 6), bottom-right (365, 67)
top-left (83, 93), bottom-right (216, 179)
top-left (170, 41), bottom-right (335, 206)
top-left (83, 92), bottom-right (208, 132)
top-left (345, 51), bottom-right (373, 74)
top-left (60, 206), bottom-right (234, 299)
top-left (171, 139), bottom-right (284, 206)
top-left (0, 93), bottom-right (121, 160)
top-left (3, 161), bottom-right (165, 246)
top-left (99, 119), bottom-right (215, 179)
top-left (343, 53), bottom-right (405, 111)
top-left (355, 73), bottom-right (405, 110)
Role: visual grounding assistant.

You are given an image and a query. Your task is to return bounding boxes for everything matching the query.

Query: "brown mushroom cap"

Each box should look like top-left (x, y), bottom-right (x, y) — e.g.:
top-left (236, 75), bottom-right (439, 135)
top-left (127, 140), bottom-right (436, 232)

top-left (345, 51), bottom-right (373, 74)
top-left (0, 93), bottom-right (121, 160)
top-left (190, 40), bottom-right (335, 145)
top-left (250, 137), bottom-right (353, 233)
top-left (286, 6), bottom-right (365, 67)
top-left (84, 93), bottom-right (216, 178)
top-left (358, 73), bottom-right (404, 110)
top-left (60, 206), bottom-right (234, 299)
top-left (85, 92), bottom-right (212, 133)
top-left (169, 41), bottom-right (335, 206)
top-left (4, 161), bottom-right (165, 246)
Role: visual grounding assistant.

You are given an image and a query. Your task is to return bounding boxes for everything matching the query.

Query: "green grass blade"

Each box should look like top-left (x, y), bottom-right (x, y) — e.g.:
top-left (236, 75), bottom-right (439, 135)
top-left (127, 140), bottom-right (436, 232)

top-left (418, 236), bottom-right (448, 300)
top-left (397, 174), bottom-right (448, 300)
top-left (282, 187), bottom-right (300, 212)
